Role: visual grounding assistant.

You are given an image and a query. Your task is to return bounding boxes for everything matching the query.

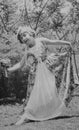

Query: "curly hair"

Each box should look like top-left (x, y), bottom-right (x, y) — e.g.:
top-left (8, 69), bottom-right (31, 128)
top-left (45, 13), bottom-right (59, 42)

top-left (17, 26), bottom-right (35, 44)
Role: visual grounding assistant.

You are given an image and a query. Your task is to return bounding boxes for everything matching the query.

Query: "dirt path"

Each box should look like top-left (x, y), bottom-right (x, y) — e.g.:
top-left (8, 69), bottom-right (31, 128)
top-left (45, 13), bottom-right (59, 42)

top-left (0, 94), bottom-right (79, 130)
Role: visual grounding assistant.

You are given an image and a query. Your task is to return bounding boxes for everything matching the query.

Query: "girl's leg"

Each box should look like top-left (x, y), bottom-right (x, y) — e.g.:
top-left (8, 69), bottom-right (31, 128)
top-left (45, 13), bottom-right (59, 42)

top-left (15, 114), bottom-right (29, 125)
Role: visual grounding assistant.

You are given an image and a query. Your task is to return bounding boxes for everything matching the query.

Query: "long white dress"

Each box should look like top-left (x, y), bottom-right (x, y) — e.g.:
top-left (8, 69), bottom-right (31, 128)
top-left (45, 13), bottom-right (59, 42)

top-left (19, 40), bottom-right (66, 121)
top-left (18, 39), bottom-right (79, 122)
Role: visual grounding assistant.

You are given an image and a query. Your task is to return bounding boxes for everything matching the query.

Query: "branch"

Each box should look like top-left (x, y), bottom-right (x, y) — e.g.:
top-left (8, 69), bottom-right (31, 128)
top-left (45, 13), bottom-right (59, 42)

top-left (35, 0), bottom-right (50, 30)
top-left (10, 11), bottom-right (23, 28)
top-left (0, 15), bottom-right (8, 32)
top-left (74, 31), bottom-right (77, 43)
top-left (55, 30), bottom-right (61, 39)
top-left (38, 1), bottom-right (63, 29)
top-left (24, 0), bottom-right (32, 28)
top-left (59, 30), bottom-right (69, 40)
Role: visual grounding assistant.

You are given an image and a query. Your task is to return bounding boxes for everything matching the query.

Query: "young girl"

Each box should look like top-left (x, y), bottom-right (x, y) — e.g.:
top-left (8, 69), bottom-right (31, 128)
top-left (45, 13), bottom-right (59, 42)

top-left (7, 26), bottom-right (71, 125)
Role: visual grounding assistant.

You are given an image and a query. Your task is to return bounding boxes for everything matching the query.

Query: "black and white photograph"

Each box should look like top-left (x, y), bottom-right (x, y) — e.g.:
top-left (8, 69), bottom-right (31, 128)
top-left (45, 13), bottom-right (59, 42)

top-left (0, 0), bottom-right (79, 130)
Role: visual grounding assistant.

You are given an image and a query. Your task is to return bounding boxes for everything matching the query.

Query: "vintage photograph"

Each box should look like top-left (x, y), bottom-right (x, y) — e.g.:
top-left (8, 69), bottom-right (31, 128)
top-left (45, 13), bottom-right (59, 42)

top-left (0, 0), bottom-right (79, 130)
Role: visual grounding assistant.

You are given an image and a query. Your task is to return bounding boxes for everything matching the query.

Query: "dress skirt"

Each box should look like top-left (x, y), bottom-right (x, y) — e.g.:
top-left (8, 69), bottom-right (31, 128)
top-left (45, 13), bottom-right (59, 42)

top-left (22, 61), bottom-right (65, 121)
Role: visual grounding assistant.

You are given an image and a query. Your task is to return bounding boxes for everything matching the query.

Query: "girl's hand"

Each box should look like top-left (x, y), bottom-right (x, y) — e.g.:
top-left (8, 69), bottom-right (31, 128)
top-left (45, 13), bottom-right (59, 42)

top-left (4, 67), bottom-right (8, 78)
top-left (0, 58), bottom-right (11, 77)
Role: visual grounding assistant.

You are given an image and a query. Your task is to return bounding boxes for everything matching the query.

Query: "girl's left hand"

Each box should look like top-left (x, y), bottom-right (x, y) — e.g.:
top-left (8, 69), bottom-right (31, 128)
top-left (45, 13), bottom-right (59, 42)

top-left (0, 58), bottom-right (11, 77)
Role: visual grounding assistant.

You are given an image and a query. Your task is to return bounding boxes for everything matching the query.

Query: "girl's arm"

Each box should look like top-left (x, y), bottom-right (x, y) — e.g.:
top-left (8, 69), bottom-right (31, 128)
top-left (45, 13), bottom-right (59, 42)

top-left (7, 62), bottom-right (21, 72)
top-left (39, 37), bottom-right (71, 47)
top-left (7, 51), bottom-right (27, 73)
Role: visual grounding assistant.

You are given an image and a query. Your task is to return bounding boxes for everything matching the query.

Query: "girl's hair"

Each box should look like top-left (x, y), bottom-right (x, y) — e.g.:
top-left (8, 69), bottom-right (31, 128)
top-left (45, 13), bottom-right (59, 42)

top-left (17, 26), bottom-right (35, 43)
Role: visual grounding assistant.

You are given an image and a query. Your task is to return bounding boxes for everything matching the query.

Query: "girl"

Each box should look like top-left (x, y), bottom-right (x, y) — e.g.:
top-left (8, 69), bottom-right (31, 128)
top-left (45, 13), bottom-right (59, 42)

top-left (7, 26), bottom-right (71, 125)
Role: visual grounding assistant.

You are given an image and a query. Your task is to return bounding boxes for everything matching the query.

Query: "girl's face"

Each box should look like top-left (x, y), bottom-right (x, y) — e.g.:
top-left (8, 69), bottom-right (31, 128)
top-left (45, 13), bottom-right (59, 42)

top-left (21, 31), bottom-right (35, 47)
top-left (21, 31), bottom-right (31, 43)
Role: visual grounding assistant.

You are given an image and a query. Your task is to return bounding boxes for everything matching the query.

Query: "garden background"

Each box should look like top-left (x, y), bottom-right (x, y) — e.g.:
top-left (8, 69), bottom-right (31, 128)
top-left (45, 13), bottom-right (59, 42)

top-left (0, 0), bottom-right (79, 129)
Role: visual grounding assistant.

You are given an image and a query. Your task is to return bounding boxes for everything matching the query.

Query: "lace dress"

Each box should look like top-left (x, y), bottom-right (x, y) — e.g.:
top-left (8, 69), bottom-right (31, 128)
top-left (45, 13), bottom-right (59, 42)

top-left (19, 39), bottom-right (66, 121)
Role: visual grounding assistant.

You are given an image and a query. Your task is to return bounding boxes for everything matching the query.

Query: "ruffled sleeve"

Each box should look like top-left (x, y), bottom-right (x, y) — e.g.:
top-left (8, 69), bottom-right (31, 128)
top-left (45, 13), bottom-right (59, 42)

top-left (45, 53), bottom-right (66, 72)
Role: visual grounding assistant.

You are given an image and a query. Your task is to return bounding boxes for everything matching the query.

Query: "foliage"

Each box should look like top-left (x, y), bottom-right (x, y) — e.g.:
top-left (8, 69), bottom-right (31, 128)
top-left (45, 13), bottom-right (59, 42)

top-left (0, 0), bottom-right (79, 103)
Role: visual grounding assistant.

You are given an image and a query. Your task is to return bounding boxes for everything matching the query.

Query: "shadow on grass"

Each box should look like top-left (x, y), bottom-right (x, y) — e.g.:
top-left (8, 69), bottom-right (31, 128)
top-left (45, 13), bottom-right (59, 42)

top-left (52, 115), bottom-right (79, 120)
top-left (72, 94), bottom-right (79, 97)
top-left (2, 115), bottom-right (79, 127)
top-left (0, 97), bottom-right (24, 105)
